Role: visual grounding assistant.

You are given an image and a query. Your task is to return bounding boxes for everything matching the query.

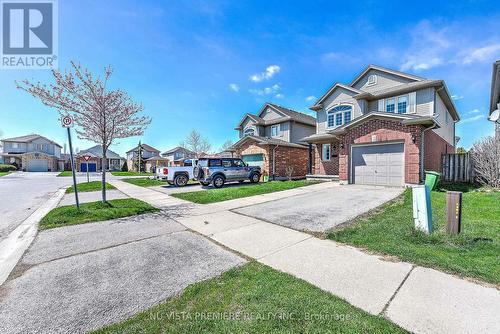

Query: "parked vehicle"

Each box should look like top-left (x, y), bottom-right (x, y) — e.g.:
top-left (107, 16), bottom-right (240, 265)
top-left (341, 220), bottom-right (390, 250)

top-left (155, 159), bottom-right (197, 187)
top-left (194, 158), bottom-right (261, 188)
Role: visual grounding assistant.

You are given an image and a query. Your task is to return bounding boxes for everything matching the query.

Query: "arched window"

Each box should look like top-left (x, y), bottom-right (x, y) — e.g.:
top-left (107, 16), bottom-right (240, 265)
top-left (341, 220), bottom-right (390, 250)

top-left (243, 128), bottom-right (255, 136)
top-left (327, 105), bottom-right (352, 128)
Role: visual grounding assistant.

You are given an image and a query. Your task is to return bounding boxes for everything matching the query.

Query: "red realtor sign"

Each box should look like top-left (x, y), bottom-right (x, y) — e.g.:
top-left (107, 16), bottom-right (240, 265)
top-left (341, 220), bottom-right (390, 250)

top-left (83, 155), bottom-right (92, 162)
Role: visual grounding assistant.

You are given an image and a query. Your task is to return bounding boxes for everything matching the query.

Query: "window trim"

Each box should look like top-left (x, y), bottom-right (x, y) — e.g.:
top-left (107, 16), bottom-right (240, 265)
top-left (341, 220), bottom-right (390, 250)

top-left (322, 144), bottom-right (331, 161)
top-left (367, 74), bottom-right (377, 86)
top-left (326, 104), bottom-right (353, 129)
top-left (271, 124), bottom-right (280, 137)
top-left (386, 94), bottom-right (409, 114)
top-left (243, 128), bottom-right (255, 136)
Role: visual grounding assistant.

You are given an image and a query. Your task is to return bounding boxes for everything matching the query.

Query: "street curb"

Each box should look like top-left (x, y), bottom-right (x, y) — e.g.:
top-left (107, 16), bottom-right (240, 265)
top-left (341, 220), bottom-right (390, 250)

top-left (0, 187), bottom-right (66, 285)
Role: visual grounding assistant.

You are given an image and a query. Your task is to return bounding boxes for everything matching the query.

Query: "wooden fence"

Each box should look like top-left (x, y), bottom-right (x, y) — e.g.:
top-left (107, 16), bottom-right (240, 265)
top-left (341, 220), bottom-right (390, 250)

top-left (441, 153), bottom-right (473, 183)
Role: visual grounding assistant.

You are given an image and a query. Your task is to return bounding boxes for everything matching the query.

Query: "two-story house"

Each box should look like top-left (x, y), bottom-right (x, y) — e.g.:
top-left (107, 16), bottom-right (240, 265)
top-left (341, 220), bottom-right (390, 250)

top-left (0, 134), bottom-right (62, 172)
top-left (302, 64), bottom-right (459, 186)
top-left (125, 143), bottom-right (163, 172)
top-left (75, 145), bottom-right (124, 172)
top-left (231, 102), bottom-right (316, 179)
top-left (161, 147), bottom-right (196, 166)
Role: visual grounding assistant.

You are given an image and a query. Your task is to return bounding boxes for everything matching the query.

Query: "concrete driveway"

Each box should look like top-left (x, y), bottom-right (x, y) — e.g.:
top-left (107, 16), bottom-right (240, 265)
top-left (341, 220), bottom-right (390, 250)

top-left (233, 185), bottom-right (404, 232)
top-left (0, 212), bottom-right (244, 333)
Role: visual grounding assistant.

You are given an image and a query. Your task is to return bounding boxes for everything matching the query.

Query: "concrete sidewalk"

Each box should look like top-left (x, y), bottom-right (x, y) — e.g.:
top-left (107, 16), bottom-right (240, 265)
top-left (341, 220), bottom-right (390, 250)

top-left (108, 180), bottom-right (500, 334)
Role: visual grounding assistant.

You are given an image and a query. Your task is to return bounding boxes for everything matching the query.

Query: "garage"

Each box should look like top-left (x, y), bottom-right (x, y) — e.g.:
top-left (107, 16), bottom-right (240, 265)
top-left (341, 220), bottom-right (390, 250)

top-left (27, 159), bottom-right (48, 172)
top-left (241, 154), bottom-right (264, 168)
top-left (80, 163), bottom-right (97, 172)
top-left (351, 142), bottom-right (404, 186)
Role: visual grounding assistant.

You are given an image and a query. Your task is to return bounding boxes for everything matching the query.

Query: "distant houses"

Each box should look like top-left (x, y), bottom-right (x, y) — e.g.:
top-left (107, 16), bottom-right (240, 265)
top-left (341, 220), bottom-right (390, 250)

top-left (75, 145), bottom-right (124, 172)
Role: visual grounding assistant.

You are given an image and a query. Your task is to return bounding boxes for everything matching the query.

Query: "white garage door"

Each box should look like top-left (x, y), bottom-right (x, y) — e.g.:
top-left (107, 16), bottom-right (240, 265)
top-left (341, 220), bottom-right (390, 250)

top-left (351, 143), bottom-right (404, 186)
top-left (27, 159), bottom-right (48, 172)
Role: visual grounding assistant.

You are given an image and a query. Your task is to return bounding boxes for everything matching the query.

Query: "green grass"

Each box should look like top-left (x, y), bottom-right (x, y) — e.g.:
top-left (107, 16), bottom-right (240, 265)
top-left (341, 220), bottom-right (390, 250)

top-left (111, 171), bottom-right (153, 176)
top-left (57, 171), bottom-right (73, 177)
top-left (0, 172), bottom-right (10, 177)
top-left (171, 180), bottom-right (314, 204)
top-left (123, 177), bottom-right (166, 187)
top-left (93, 262), bottom-right (407, 334)
top-left (39, 198), bottom-right (158, 230)
top-left (65, 181), bottom-right (115, 193)
top-left (328, 185), bottom-right (500, 285)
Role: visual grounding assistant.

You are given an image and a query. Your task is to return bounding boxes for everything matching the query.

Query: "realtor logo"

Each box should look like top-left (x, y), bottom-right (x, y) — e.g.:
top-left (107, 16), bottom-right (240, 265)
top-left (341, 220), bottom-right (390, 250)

top-left (1, 0), bottom-right (58, 69)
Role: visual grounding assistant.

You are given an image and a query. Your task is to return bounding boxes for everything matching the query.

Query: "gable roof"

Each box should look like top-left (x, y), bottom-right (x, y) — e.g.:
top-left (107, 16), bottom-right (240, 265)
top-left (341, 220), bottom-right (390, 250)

top-left (310, 83), bottom-right (363, 111)
top-left (126, 143), bottom-right (160, 154)
top-left (231, 135), bottom-right (308, 149)
top-left (78, 145), bottom-right (122, 159)
top-left (350, 64), bottom-right (424, 87)
top-left (236, 103), bottom-right (316, 130)
top-left (1, 134), bottom-right (62, 148)
top-left (161, 146), bottom-right (195, 156)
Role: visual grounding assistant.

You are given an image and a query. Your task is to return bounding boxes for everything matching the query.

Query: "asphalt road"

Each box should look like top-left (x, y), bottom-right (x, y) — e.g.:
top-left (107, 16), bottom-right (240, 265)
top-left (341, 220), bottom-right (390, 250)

top-left (234, 185), bottom-right (404, 232)
top-left (0, 212), bottom-right (245, 333)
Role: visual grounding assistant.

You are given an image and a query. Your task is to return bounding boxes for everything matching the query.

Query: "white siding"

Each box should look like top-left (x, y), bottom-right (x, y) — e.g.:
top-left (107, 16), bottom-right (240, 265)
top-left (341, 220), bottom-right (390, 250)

top-left (433, 93), bottom-right (455, 145)
top-left (264, 122), bottom-right (290, 142)
top-left (317, 87), bottom-right (362, 134)
top-left (416, 88), bottom-right (434, 116)
top-left (352, 69), bottom-right (415, 93)
top-left (260, 107), bottom-right (283, 120)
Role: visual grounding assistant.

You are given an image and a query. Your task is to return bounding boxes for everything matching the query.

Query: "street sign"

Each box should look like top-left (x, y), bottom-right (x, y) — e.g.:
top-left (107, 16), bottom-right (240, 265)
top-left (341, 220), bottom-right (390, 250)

top-left (61, 115), bottom-right (73, 128)
top-left (83, 155), bottom-right (92, 162)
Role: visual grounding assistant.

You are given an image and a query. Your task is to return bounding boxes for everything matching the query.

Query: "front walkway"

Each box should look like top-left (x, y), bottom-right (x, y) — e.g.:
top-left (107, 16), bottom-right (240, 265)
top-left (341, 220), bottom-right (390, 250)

top-left (108, 180), bottom-right (500, 334)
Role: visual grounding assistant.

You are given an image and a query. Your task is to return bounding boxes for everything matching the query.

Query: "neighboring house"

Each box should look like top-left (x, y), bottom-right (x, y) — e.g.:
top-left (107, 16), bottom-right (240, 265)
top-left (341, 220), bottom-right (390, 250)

top-left (490, 60), bottom-right (500, 138)
top-left (145, 156), bottom-right (170, 172)
top-left (75, 145), bottom-right (124, 172)
top-left (161, 147), bottom-right (196, 166)
top-left (302, 64), bottom-right (459, 186)
top-left (126, 143), bottom-right (161, 172)
top-left (0, 134), bottom-right (63, 172)
top-left (231, 102), bottom-right (316, 179)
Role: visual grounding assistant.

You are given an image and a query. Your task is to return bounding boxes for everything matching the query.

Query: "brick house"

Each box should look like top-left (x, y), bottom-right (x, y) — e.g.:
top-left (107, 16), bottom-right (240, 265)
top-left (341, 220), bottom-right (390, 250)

top-left (231, 103), bottom-right (316, 179)
top-left (302, 64), bottom-right (459, 186)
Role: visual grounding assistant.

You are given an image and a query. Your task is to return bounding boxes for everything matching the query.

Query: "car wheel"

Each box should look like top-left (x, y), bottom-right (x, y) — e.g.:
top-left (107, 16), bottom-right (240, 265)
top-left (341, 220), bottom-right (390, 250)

top-left (250, 173), bottom-right (260, 183)
top-left (200, 181), bottom-right (210, 186)
top-left (174, 174), bottom-right (188, 187)
top-left (212, 175), bottom-right (225, 188)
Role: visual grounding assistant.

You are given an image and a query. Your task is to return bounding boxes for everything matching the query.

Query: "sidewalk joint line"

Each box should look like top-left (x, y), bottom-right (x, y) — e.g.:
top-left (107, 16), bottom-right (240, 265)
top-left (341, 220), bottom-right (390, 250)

top-left (379, 265), bottom-right (416, 316)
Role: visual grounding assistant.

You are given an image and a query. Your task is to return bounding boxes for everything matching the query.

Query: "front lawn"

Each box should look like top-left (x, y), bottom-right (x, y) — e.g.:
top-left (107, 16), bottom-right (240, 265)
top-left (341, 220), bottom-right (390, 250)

top-left (57, 171), bottom-right (73, 177)
top-left (328, 185), bottom-right (500, 285)
top-left (93, 262), bottom-right (406, 334)
top-left (123, 177), bottom-right (165, 187)
top-left (39, 198), bottom-right (158, 230)
top-left (66, 181), bottom-right (115, 193)
top-left (111, 171), bottom-right (153, 176)
top-left (0, 172), bottom-right (10, 177)
top-left (171, 180), bottom-right (313, 204)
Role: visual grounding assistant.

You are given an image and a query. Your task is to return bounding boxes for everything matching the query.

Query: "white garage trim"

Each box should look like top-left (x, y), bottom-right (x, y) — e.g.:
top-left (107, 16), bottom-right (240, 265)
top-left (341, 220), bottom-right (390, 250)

top-left (349, 141), bottom-right (405, 186)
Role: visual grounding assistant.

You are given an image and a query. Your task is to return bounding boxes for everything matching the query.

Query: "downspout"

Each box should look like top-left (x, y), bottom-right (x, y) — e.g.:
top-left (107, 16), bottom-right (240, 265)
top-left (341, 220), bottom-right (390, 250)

top-left (272, 144), bottom-right (279, 180)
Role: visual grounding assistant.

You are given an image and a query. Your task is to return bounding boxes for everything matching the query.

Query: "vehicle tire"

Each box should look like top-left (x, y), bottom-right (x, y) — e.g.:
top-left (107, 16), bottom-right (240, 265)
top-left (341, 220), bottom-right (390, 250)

top-left (174, 174), bottom-right (189, 187)
top-left (250, 173), bottom-right (260, 183)
top-left (200, 181), bottom-right (210, 186)
top-left (212, 175), bottom-right (225, 188)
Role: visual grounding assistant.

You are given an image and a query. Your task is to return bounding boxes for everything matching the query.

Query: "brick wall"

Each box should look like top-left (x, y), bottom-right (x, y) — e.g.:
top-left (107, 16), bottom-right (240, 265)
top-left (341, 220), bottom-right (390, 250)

top-left (235, 141), bottom-right (271, 177)
top-left (313, 143), bottom-right (339, 175)
top-left (424, 130), bottom-right (455, 173)
top-left (337, 119), bottom-right (424, 184)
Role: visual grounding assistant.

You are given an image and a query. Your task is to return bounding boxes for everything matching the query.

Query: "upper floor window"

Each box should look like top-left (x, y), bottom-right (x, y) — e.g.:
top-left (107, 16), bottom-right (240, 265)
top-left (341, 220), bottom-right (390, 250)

top-left (327, 105), bottom-right (353, 128)
top-left (243, 128), bottom-right (255, 136)
top-left (271, 124), bottom-right (280, 137)
top-left (397, 96), bottom-right (407, 114)
top-left (367, 74), bottom-right (377, 86)
top-left (12, 142), bottom-right (18, 148)
top-left (386, 98), bottom-right (395, 113)
top-left (386, 95), bottom-right (409, 114)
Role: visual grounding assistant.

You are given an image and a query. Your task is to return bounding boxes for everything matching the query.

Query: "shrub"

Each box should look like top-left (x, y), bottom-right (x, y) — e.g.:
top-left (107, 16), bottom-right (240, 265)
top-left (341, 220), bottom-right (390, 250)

top-left (0, 164), bottom-right (17, 172)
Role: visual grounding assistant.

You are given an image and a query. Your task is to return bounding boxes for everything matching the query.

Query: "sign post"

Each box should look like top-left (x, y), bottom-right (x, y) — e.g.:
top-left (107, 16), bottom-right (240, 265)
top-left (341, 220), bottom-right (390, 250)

top-left (61, 116), bottom-right (79, 209)
top-left (83, 155), bottom-right (91, 183)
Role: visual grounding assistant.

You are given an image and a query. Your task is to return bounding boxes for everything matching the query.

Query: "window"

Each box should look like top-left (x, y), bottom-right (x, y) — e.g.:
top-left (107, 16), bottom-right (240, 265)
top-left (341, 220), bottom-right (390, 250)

top-left (327, 113), bottom-right (335, 127)
top-left (397, 96), bottom-right (407, 114)
top-left (221, 159), bottom-right (232, 168)
top-left (208, 159), bottom-right (222, 167)
top-left (386, 98), bottom-right (395, 113)
top-left (271, 124), bottom-right (280, 137)
top-left (12, 143), bottom-right (18, 148)
top-left (344, 111), bottom-right (351, 124)
top-left (232, 159), bottom-right (245, 167)
top-left (367, 74), bottom-right (377, 86)
top-left (322, 144), bottom-right (331, 161)
top-left (243, 128), bottom-right (255, 136)
top-left (335, 113), bottom-right (342, 126)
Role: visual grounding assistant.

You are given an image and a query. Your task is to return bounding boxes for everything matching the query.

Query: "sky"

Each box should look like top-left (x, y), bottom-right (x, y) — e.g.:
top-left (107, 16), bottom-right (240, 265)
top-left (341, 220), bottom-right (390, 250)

top-left (0, 0), bottom-right (499, 156)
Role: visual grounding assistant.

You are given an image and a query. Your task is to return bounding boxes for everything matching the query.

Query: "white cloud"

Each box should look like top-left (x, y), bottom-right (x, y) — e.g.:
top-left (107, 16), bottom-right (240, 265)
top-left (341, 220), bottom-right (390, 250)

top-left (401, 57), bottom-right (443, 71)
top-left (451, 94), bottom-right (464, 100)
top-left (460, 43), bottom-right (500, 65)
top-left (461, 115), bottom-right (485, 123)
top-left (249, 65), bottom-right (280, 82)
top-left (305, 95), bottom-right (316, 102)
top-left (275, 93), bottom-right (284, 99)
top-left (228, 83), bottom-right (239, 92)
top-left (468, 108), bottom-right (480, 114)
top-left (249, 84), bottom-right (280, 96)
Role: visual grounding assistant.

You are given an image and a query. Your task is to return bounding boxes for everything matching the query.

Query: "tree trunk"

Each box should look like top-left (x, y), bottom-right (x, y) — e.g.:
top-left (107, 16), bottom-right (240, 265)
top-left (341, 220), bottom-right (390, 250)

top-left (102, 146), bottom-right (107, 203)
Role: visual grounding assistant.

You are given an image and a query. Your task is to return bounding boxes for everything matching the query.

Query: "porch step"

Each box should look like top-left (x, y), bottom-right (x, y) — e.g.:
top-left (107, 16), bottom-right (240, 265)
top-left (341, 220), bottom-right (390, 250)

top-left (306, 174), bottom-right (339, 182)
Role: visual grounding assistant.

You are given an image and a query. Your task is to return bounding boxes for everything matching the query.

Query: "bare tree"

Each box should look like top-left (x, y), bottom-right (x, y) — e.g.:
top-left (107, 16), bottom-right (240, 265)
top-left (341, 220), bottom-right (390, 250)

top-left (181, 129), bottom-right (211, 158)
top-left (17, 61), bottom-right (151, 202)
top-left (220, 139), bottom-right (234, 152)
top-left (470, 136), bottom-right (500, 188)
